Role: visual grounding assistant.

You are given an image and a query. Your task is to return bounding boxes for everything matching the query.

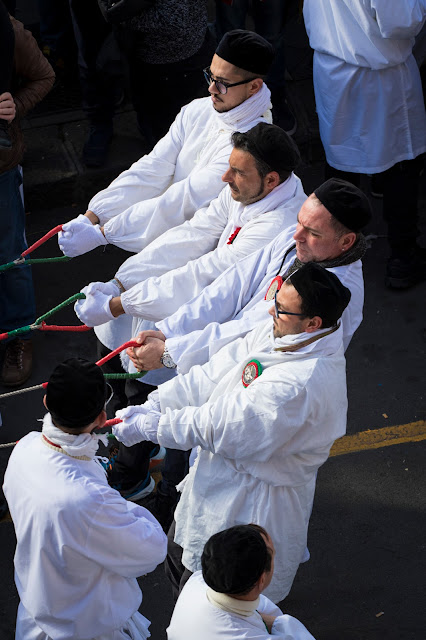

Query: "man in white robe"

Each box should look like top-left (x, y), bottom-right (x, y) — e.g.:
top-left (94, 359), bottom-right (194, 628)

top-left (130, 179), bottom-right (371, 378)
top-left (303, 0), bottom-right (426, 289)
top-left (3, 359), bottom-right (167, 640)
top-left (167, 524), bottom-right (316, 640)
top-left (73, 123), bottom-right (305, 502)
top-left (58, 30), bottom-right (275, 257)
top-left (112, 263), bottom-right (352, 603)
top-left (123, 179), bottom-right (371, 527)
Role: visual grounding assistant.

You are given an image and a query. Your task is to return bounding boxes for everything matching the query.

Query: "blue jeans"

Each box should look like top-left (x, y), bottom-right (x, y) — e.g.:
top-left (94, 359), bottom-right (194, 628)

top-left (0, 167), bottom-right (36, 333)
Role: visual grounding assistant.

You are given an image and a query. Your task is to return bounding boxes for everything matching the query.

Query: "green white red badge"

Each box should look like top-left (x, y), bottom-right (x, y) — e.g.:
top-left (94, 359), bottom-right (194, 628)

top-left (242, 359), bottom-right (263, 387)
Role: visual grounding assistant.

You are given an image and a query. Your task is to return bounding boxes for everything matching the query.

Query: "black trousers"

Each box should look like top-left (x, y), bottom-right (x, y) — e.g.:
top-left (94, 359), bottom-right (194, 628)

top-left (116, 27), bottom-right (215, 150)
top-left (165, 520), bottom-right (193, 603)
top-left (325, 158), bottom-right (423, 255)
top-left (0, 1), bottom-right (14, 94)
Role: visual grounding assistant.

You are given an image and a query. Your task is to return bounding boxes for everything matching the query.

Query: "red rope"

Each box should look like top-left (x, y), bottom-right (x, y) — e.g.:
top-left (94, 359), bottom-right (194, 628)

top-left (21, 224), bottom-right (64, 258)
top-left (95, 340), bottom-right (139, 367)
top-left (38, 321), bottom-right (92, 332)
top-left (104, 418), bottom-right (122, 427)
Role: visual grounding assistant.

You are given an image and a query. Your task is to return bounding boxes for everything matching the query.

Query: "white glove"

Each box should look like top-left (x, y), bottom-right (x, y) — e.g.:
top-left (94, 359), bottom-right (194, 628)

top-left (58, 214), bottom-right (108, 257)
top-left (74, 281), bottom-right (120, 327)
top-left (113, 404), bottom-right (161, 447)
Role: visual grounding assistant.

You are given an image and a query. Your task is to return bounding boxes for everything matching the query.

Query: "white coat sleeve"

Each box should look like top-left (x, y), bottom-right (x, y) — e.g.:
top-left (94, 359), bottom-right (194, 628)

top-left (371, 0), bottom-right (426, 39)
top-left (271, 615), bottom-right (317, 639)
top-left (158, 325), bottom-right (262, 410)
top-left (99, 138), bottom-right (231, 253)
top-left (165, 299), bottom-right (271, 373)
top-left (88, 107), bottom-right (187, 225)
top-left (84, 488), bottom-right (167, 579)
top-left (119, 213), bottom-right (282, 321)
top-left (115, 190), bottom-right (229, 290)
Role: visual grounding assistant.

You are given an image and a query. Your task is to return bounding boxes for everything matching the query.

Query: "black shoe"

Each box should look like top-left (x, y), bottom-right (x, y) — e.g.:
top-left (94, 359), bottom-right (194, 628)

top-left (142, 488), bottom-right (178, 532)
top-left (82, 123), bottom-right (113, 168)
top-left (385, 247), bottom-right (426, 289)
top-left (0, 119), bottom-right (12, 149)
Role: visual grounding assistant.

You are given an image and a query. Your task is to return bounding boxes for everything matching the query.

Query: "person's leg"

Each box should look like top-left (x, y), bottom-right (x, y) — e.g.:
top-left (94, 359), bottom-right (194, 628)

top-left (324, 163), bottom-right (361, 187)
top-left (0, 167), bottom-right (35, 386)
top-left (68, 0), bottom-right (122, 166)
top-left (164, 520), bottom-right (193, 602)
top-left (107, 378), bottom-right (159, 499)
top-left (253, 0), bottom-right (296, 133)
top-left (214, 0), bottom-right (248, 41)
top-left (144, 448), bottom-right (190, 531)
top-left (383, 156), bottom-right (425, 288)
top-left (0, 1), bottom-right (14, 148)
top-left (125, 28), bottom-right (215, 150)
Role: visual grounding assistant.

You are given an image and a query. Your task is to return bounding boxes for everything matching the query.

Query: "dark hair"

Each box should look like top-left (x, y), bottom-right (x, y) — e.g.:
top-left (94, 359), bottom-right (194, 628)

top-left (201, 524), bottom-right (272, 595)
top-left (287, 263), bottom-right (351, 329)
top-left (231, 125), bottom-right (299, 184)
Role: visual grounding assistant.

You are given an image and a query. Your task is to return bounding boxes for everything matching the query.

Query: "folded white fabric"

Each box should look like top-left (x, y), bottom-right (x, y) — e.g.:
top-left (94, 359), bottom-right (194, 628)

top-left (74, 281), bottom-right (120, 327)
top-left (59, 214), bottom-right (108, 257)
top-left (114, 404), bottom-right (161, 447)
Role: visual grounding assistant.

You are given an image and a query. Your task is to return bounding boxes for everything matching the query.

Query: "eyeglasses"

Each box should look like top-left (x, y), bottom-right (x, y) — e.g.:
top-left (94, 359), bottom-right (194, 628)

top-left (274, 291), bottom-right (306, 319)
top-left (203, 67), bottom-right (255, 95)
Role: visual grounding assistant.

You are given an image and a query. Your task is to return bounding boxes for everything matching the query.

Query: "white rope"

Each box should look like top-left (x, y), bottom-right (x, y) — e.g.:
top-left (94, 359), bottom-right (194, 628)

top-left (0, 384), bottom-right (44, 400)
top-left (0, 441), bottom-right (16, 449)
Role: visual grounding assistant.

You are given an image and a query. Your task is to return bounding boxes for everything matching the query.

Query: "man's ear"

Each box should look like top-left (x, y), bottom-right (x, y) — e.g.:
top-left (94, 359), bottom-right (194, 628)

top-left (43, 395), bottom-right (48, 410)
top-left (265, 171), bottom-right (280, 191)
top-left (248, 77), bottom-right (263, 97)
top-left (341, 231), bottom-right (357, 253)
top-left (305, 315), bottom-right (323, 333)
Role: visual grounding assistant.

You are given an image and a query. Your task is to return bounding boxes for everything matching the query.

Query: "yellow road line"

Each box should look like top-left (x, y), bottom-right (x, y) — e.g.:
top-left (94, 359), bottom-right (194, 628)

top-left (330, 420), bottom-right (426, 457)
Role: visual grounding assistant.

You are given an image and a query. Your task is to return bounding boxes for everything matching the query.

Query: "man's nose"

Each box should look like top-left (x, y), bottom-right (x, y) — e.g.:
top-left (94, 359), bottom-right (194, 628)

top-left (222, 168), bottom-right (232, 182)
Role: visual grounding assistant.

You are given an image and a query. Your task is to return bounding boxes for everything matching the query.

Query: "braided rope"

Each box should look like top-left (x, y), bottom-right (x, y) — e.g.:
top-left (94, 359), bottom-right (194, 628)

top-left (0, 225), bottom-right (70, 273)
top-left (0, 293), bottom-right (88, 341)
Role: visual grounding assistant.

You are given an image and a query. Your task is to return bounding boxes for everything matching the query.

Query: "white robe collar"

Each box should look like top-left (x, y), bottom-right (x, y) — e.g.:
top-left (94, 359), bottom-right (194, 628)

top-left (41, 413), bottom-right (108, 460)
top-left (206, 588), bottom-right (260, 617)
top-left (215, 83), bottom-right (272, 131)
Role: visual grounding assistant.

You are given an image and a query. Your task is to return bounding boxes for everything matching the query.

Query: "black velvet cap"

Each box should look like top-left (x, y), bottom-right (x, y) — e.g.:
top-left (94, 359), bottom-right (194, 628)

top-left (234, 122), bottom-right (300, 174)
top-left (45, 358), bottom-right (106, 429)
top-left (290, 263), bottom-right (351, 323)
top-left (215, 29), bottom-right (274, 76)
top-left (314, 178), bottom-right (372, 232)
top-left (201, 525), bottom-right (268, 595)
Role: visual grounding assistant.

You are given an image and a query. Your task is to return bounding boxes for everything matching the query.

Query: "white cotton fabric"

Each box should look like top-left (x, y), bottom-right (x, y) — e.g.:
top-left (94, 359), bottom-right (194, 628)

top-left (167, 572), bottom-right (317, 640)
top-left (303, 0), bottom-right (426, 173)
top-left (3, 415), bottom-right (167, 640)
top-left (94, 176), bottom-right (306, 386)
top-left (41, 413), bottom-right (108, 458)
top-left (156, 319), bottom-right (348, 603)
top-left (90, 85), bottom-right (272, 253)
top-left (158, 226), bottom-right (364, 374)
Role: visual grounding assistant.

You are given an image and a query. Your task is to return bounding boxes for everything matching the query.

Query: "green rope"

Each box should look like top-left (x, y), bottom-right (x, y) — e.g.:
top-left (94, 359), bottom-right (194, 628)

top-left (34, 292), bottom-right (86, 325)
top-left (104, 371), bottom-right (147, 380)
top-left (0, 255), bottom-right (72, 273)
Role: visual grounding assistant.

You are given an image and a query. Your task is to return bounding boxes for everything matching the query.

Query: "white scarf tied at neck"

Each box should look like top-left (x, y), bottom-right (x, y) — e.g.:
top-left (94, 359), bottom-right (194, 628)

top-left (41, 413), bottom-right (108, 460)
top-left (216, 82), bottom-right (273, 130)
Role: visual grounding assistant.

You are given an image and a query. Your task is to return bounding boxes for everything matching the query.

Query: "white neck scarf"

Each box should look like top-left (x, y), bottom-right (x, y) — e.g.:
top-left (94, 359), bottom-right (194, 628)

top-left (206, 588), bottom-right (260, 617)
top-left (41, 413), bottom-right (108, 460)
top-left (215, 83), bottom-right (272, 131)
top-left (229, 173), bottom-right (297, 228)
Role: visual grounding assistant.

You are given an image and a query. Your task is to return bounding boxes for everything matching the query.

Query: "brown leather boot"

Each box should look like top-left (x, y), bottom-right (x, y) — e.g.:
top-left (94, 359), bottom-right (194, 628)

top-left (1, 339), bottom-right (33, 387)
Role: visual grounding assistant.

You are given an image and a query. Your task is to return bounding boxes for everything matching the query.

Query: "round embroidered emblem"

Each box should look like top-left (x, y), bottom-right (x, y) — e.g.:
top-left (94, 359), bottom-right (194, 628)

top-left (264, 276), bottom-right (283, 301)
top-left (242, 359), bottom-right (263, 387)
